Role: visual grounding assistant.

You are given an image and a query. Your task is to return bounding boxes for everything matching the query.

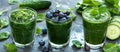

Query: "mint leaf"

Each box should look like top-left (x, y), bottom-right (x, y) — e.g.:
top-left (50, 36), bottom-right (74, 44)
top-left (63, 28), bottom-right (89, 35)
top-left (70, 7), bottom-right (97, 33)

top-left (0, 32), bottom-right (10, 40)
top-left (36, 28), bottom-right (42, 35)
top-left (76, 0), bottom-right (104, 15)
top-left (90, 8), bottom-right (99, 16)
top-left (4, 43), bottom-right (17, 52)
top-left (0, 18), bottom-right (9, 29)
top-left (37, 13), bottom-right (45, 22)
top-left (72, 40), bottom-right (82, 49)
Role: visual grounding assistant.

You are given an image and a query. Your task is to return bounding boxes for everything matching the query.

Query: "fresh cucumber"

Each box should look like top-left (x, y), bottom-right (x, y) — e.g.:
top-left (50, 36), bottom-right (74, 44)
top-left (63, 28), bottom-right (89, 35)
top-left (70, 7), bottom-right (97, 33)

top-left (106, 24), bottom-right (120, 40)
top-left (112, 16), bottom-right (120, 22)
top-left (19, 0), bottom-right (51, 10)
top-left (110, 21), bottom-right (120, 27)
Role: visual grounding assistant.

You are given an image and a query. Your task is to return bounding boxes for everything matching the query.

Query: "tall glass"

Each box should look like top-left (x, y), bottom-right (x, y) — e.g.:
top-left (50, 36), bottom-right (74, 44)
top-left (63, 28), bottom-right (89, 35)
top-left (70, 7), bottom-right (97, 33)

top-left (46, 10), bottom-right (73, 48)
top-left (82, 7), bottom-right (110, 49)
top-left (9, 8), bottom-right (37, 47)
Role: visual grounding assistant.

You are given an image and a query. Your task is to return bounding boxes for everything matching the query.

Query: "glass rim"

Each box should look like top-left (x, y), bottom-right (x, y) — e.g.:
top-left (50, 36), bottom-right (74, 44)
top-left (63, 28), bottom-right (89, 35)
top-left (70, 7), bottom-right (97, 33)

top-left (9, 8), bottom-right (37, 24)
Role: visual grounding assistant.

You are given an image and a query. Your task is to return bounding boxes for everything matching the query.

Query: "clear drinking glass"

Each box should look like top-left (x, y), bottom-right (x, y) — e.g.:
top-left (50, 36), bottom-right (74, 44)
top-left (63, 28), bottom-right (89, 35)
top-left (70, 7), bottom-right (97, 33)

top-left (9, 8), bottom-right (37, 47)
top-left (82, 7), bottom-right (110, 49)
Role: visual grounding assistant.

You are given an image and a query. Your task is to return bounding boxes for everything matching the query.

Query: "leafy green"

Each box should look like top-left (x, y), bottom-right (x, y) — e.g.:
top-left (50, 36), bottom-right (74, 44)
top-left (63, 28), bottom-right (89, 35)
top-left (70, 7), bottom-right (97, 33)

top-left (90, 8), bottom-right (99, 17)
top-left (76, 0), bottom-right (105, 14)
top-left (76, 3), bottom-right (93, 14)
top-left (103, 43), bottom-right (120, 52)
top-left (104, 0), bottom-right (120, 15)
top-left (36, 28), bottom-right (42, 35)
top-left (8, 0), bottom-right (18, 5)
top-left (0, 11), bottom-right (4, 16)
top-left (37, 13), bottom-right (45, 22)
top-left (4, 43), bottom-right (17, 52)
top-left (88, 7), bottom-right (109, 19)
top-left (0, 10), bottom-right (8, 16)
top-left (0, 32), bottom-right (10, 40)
top-left (0, 18), bottom-right (9, 29)
top-left (72, 40), bottom-right (82, 48)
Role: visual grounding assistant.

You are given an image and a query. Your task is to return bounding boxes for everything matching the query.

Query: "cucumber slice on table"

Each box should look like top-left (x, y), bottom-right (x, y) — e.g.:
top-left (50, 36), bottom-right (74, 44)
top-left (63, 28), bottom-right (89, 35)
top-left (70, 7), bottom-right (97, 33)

top-left (112, 16), bottom-right (120, 22)
top-left (106, 24), bottom-right (120, 40)
top-left (110, 21), bottom-right (120, 27)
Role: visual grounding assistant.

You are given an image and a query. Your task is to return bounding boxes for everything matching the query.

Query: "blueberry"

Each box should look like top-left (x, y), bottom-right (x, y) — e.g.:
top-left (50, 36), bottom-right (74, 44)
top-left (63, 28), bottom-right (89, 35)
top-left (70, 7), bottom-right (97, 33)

top-left (42, 46), bottom-right (47, 52)
top-left (50, 10), bottom-right (56, 13)
top-left (66, 16), bottom-right (71, 19)
top-left (55, 9), bottom-right (60, 13)
top-left (63, 14), bottom-right (67, 17)
top-left (39, 40), bottom-right (45, 46)
top-left (42, 29), bottom-right (47, 34)
top-left (41, 46), bottom-right (52, 52)
top-left (51, 17), bottom-right (59, 22)
top-left (84, 44), bottom-right (90, 51)
top-left (59, 17), bottom-right (67, 22)
top-left (59, 12), bottom-right (64, 18)
top-left (64, 11), bottom-right (70, 15)
top-left (53, 13), bottom-right (59, 17)
top-left (46, 12), bottom-right (53, 19)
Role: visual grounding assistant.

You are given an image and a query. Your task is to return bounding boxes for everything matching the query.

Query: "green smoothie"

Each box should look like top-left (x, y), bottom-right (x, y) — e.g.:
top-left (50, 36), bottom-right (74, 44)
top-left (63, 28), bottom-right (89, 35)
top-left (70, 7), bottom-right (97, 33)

top-left (9, 8), bottom-right (37, 44)
top-left (82, 7), bottom-right (110, 45)
top-left (46, 9), bottom-right (73, 48)
top-left (46, 19), bottom-right (72, 44)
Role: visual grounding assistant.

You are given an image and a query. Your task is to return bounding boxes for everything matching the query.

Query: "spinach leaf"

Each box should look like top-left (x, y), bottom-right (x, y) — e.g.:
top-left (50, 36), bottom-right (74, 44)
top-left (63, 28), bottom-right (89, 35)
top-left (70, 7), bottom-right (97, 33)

top-left (0, 10), bottom-right (4, 16)
top-left (36, 28), bottom-right (42, 35)
top-left (72, 40), bottom-right (83, 49)
top-left (0, 18), bottom-right (9, 29)
top-left (0, 32), bottom-right (10, 40)
top-left (4, 43), bottom-right (17, 52)
top-left (37, 13), bottom-right (45, 22)
top-left (105, 0), bottom-right (120, 15)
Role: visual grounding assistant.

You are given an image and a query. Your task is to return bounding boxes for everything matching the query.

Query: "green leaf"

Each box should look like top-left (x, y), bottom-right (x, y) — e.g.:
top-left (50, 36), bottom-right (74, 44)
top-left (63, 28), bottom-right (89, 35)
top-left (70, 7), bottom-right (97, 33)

top-left (4, 43), bottom-right (17, 52)
top-left (0, 11), bottom-right (4, 16)
top-left (8, 0), bottom-right (18, 5)
top-left (90, 8), bottom-right (99, 16)
top-left (91, 0), bottom-right (104, 6)
top-left (0, 9), bottom-right (8, 16)
top-left (103, 43), bottom-right (119, 52)
top-left (0, 18), bottom-right (9, 29)
top-left (37, 13), bottom-right (45, 22)
top-left (105, 0), bottom-right (114, 5)
top-left (72, 40), bottom-right (82, 49)
top-left (36, 28), bottom-right (42, 35)
top-left (83, 0), bottom-right (92, 4)
top-left (0, 32), bottom-right (10, 40)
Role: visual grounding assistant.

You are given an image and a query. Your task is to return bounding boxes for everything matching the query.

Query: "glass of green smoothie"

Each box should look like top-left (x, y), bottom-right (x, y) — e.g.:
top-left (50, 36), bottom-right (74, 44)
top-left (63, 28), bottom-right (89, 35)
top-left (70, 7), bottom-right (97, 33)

top-left (82, 7), bottom-right (111, 49)
top-left (9, 8), bottom-right (37, 47)
top-left (46, 9), bottom-right (73, 48)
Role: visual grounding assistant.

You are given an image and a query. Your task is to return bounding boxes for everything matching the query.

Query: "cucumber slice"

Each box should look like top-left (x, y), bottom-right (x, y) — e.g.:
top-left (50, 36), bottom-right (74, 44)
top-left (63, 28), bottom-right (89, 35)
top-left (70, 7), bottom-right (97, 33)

top-left (110, 21), bottom-right (120, 27)
top-left (112, 16), bottom-right (120, 22)
top-left (106, 24), bottom-right (120, 40)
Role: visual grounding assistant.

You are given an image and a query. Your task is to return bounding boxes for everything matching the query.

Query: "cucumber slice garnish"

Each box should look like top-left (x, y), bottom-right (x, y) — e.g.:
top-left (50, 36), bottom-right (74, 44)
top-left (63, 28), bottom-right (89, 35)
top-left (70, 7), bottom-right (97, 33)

top-left (106, 24), bottom-right (120, 40)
